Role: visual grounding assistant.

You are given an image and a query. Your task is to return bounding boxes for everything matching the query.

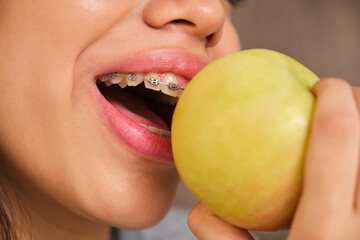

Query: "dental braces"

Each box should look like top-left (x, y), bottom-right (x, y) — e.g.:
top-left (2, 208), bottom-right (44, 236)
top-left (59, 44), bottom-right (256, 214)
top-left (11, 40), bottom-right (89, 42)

top-left (102, 72), bottom-right (185, 91)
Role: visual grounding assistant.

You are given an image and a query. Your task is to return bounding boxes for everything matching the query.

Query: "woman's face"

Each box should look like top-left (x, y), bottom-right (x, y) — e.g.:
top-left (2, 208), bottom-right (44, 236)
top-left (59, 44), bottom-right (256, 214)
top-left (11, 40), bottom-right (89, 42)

top-left (0, 0), bottom-right (240, 229)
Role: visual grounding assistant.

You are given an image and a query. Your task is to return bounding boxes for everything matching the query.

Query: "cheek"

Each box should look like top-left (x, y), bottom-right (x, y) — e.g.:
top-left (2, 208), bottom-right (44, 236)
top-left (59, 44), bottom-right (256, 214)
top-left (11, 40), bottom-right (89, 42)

top-left (0, 0), bottom-right (133, 170)
top-left (0, 0), bottom-right (117, 181)
top-left (0, 0), bottom-right (180, 228)
top-left (209, 19), bottom-right (241, 60)
top-left (80, 166), bottom-right (180, 228)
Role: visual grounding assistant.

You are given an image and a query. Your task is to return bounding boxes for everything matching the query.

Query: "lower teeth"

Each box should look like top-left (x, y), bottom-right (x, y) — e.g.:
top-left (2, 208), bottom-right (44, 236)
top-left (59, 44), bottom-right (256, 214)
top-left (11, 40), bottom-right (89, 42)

top-left (138, 123), bottom-right (171, 139)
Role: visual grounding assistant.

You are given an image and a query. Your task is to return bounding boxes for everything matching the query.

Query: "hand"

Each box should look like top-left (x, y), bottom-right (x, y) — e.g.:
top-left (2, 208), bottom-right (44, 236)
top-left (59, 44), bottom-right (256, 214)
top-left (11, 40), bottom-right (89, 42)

top-left (288, 78), bottom-right (360, 240)
top-left (187, 78), bottom-right (360, 240)
top-left (188, 202), bottom-right (255, 240)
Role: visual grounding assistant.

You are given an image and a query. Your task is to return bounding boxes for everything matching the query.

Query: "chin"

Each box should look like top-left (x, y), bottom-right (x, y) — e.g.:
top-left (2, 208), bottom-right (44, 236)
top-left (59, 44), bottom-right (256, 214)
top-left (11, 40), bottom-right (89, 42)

top-left (93, 186), bottom-right (179, 229)
top-left (66, 161), bottom-right (180, 230)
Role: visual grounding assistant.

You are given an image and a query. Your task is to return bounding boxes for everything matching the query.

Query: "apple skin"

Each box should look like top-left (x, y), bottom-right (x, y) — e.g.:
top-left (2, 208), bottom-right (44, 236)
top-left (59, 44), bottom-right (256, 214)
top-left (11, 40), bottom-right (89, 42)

top-left (171, 49), bottom-right (319, 231)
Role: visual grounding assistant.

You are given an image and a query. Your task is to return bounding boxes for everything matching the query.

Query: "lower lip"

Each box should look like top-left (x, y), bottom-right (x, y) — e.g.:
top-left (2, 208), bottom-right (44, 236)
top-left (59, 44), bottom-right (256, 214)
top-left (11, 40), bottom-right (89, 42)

top-left (96, 84), bottom-right (174, 164)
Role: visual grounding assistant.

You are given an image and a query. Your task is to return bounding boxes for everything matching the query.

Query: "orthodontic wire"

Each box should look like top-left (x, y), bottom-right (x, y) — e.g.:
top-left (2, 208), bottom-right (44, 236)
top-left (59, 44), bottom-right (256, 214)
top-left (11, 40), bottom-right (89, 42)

top-left (100, 72), bottom-right (184, 91)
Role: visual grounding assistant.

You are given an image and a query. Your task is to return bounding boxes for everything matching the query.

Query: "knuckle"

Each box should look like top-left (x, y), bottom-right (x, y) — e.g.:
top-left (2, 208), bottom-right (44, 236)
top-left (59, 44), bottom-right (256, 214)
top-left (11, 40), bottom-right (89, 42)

top-left (315, 78), bottom-right (350, 93)
top-left (316, 110), bottom-right (358, 139)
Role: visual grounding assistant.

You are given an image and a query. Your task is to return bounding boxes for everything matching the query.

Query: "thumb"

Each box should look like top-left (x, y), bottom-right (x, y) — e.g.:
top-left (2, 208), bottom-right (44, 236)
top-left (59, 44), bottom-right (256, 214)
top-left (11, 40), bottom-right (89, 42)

top-left (188, 203), bottom-right (255, 240)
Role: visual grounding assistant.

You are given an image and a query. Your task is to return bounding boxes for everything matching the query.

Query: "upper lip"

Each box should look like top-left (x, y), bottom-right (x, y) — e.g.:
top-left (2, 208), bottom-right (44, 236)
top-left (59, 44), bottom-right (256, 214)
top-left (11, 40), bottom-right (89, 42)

top-left (93, 48), bottom-right (209, 82)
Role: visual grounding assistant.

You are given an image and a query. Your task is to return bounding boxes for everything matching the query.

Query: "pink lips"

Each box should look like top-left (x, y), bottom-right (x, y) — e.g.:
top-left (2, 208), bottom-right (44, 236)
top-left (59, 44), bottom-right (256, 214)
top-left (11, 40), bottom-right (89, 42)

top-left (94, 48), bottom-right (209, 163)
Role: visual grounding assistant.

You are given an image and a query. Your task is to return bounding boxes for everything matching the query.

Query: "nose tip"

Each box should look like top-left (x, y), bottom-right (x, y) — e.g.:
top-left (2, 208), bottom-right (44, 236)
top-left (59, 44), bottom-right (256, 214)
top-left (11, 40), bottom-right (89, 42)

top-left (142, 0), bottom-right (226, 47)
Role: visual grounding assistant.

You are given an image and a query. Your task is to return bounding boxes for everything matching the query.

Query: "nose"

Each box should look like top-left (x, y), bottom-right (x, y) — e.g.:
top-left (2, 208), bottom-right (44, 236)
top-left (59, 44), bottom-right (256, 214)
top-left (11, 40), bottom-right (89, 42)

top-left (142, 0), bottom-right (226, 47)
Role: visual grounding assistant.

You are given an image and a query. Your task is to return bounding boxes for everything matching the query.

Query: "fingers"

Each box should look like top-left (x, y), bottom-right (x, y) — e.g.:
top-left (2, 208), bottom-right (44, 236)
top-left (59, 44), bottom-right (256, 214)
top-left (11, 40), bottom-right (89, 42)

top-left (188, 203), bottom-right (255, 240)
top-left (301, 78), bottom-right (359, 210)
top-left (351, 87), bottom-right (360, 107)
top-left (351, 86), bottom-right (360, 209)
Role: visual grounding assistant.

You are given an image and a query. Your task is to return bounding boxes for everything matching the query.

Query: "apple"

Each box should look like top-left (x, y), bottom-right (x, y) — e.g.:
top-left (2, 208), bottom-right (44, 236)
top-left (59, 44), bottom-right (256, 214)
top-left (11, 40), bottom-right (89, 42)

top-left (171, 49), bottom-right (319, 231)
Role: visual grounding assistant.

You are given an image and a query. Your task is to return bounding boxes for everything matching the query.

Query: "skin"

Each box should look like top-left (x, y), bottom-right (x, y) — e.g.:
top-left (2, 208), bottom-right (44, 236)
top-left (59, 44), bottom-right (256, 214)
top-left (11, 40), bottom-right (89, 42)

top-left (0, 0), bottom-right (239, 239)
top-left (1, 1), bottom-right (359, 240)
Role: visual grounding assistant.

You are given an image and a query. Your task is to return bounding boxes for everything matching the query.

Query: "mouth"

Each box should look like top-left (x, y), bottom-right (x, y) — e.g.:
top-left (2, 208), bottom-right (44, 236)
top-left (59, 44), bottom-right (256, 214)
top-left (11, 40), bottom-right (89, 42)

top-left (96, 72), bottom-right (186, 139)
top-left (91, 49), bottom-right (208, 163)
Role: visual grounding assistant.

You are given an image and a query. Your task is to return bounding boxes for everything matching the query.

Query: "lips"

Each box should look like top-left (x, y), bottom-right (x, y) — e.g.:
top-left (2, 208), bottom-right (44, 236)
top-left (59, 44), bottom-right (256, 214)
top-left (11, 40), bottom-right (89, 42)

top-left (91, 48), bottom-right (208, 163)
top-left (94, 49), bottom-right (208, 81)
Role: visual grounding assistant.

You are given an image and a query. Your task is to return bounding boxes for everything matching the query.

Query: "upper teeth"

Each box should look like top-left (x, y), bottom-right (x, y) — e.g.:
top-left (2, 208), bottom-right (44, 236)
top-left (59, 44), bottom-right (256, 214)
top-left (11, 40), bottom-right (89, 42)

top-left (98, 72), bottom-right (186, 98)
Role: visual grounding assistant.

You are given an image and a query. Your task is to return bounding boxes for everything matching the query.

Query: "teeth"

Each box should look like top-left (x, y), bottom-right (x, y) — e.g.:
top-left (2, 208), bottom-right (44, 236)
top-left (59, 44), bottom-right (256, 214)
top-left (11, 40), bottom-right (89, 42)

top-left (99, 75), bottom-right (110, 82)
top-left (144, 73), bottom-right (161, 91)
top-left (98, 72), bottom-right (184, 99)
top-left (118, 80), bottom-right (127, 89)
top-left (104, 80), bottom-right (112, 87)
top-left (161, 73), bottom-right (180, 97)
top-left (126, 73), bottom-right (142, 87)
top-left (168, 97), bottom-right (178, 106)
top-left (177, 82), bottom-right (187, 97)
top-left (139, 123), bottom-right (171, 138)
top-left (156, 94), bottom-right (178, 106)
top-left (105, 73), bottom-right (127, 88)
top-left (110, 75), bottom-right (125, 84)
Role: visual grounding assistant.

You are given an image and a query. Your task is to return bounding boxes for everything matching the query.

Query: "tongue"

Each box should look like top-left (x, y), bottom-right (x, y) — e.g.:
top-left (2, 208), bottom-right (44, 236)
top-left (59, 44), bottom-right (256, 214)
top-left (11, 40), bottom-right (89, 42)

top-left (99, 85), bottom-right (169, 130)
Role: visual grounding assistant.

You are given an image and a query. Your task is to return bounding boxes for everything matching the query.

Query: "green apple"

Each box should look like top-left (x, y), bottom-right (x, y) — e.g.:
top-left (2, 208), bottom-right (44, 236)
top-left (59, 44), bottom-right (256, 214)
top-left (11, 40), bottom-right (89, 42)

top-left (171, 49), bottom-right (319, 231)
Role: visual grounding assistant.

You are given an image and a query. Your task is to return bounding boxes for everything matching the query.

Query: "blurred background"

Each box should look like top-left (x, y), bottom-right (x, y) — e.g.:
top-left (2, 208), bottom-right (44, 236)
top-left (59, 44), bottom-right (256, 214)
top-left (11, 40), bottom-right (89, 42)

top-left (123, 1), bottom-right (360, 239)
top-left (233, 0), bottom-right (360, 86)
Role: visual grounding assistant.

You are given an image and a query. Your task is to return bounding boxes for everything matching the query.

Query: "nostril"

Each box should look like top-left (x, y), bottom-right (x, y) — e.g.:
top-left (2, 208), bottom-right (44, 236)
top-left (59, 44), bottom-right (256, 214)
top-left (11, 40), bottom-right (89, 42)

top-left (205, 33), bottom-right (217, 47)
top-left (206, 34), bottom-right (214, 42)
top-left (170, 19), bottom-right (195, 27)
